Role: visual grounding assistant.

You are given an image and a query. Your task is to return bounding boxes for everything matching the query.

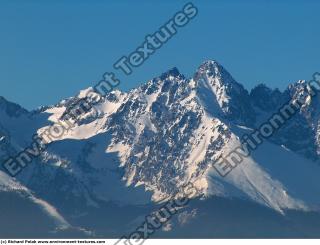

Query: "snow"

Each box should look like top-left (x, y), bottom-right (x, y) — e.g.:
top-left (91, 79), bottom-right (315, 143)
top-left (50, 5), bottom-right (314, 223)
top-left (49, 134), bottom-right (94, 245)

top-left (0, 170), bottom-right (28, 192)
top-left (186, 115), bottom-right (216, 177)
top-left (45, 106), bottom-right (66, 123)
top-left (0, 170), bottom-right (71, 229)
top-left (252, 141), bottom-right (320, 211)
top-left (29, 196), bottom-right (70, 229)
top-left (2, 60), bottom-right (320, 217)
top-left (37, 90), bottom-right (126, 143)
top-left (39, 116), bottom-right (108, 142)
top-left (107, 142), bottom-right (131, 166)
top-left (78, 87), bottom-right (93, 98)
top-left (207, 131), bottom-right (316, 213)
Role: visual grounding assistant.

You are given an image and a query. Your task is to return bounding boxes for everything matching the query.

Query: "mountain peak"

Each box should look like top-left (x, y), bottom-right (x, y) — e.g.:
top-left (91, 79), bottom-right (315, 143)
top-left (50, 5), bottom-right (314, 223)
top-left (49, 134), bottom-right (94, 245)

top-left (159, 67), bottom-right (182, 80)
top-left (194, 60), bottom-right (235, 85)
top-left (198, 60), bottom-right (221, 69)
top-left (196, 60), bottom-right (225, 75)
top-left (0, 96), bottom-right (29, 117)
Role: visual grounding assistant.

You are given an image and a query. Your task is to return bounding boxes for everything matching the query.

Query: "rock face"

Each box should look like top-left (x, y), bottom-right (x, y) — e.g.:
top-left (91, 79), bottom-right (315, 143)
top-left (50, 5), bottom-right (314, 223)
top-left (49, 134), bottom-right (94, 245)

top-left (250, 80), bottom-right (320, 160)
top-left (1, 60), bottom-right (320, 237)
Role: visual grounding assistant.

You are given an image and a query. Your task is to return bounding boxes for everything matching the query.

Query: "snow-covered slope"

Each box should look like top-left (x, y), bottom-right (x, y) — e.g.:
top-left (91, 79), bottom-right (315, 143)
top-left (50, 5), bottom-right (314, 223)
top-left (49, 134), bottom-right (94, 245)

top-left (207, 125), bottom-right (320, 213)
top-left (1, 59), bottom-right (320, 237)
top-left (0, 171), bottom-right (68, 230)
top-left (0, 170), bottom-right (92, 237)
top-left (18, 60), bottom-right (319, 212)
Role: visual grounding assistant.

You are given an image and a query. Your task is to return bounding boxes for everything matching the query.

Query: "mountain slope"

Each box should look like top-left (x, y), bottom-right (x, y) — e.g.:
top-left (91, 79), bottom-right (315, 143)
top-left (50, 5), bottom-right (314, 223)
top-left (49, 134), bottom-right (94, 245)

top-left (0, 60), bottom-right (320, 237)
top-left (0, 170), bottom-right (91, 238)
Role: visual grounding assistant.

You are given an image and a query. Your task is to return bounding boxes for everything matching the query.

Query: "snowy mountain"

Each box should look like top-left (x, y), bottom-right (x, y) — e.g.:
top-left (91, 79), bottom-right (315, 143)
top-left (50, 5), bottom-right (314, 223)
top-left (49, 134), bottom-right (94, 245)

top-left (1, 60), bottom-right (320, 237)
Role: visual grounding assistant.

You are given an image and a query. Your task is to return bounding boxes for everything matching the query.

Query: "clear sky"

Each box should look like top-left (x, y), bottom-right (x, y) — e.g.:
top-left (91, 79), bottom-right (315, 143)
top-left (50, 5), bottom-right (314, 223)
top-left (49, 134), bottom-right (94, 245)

top-left (0, 0), bottom-right (319, 110)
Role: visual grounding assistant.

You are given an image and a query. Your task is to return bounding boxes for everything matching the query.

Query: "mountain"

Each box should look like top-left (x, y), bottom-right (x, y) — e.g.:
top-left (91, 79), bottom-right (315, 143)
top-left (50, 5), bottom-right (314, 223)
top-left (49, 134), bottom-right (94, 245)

top-left (0, 60), bottom-right (320, 237)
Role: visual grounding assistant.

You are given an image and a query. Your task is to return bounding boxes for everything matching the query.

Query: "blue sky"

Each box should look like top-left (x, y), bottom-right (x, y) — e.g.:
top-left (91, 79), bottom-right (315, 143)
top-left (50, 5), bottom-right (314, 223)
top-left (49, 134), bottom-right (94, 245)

top-left (0, 0), bottom-right (319, 110)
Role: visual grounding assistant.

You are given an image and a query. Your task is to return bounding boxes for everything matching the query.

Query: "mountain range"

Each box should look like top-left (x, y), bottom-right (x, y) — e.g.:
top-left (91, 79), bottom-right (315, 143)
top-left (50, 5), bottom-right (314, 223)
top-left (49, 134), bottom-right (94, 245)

top-left (1, 60), bottom-right (320, 238)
